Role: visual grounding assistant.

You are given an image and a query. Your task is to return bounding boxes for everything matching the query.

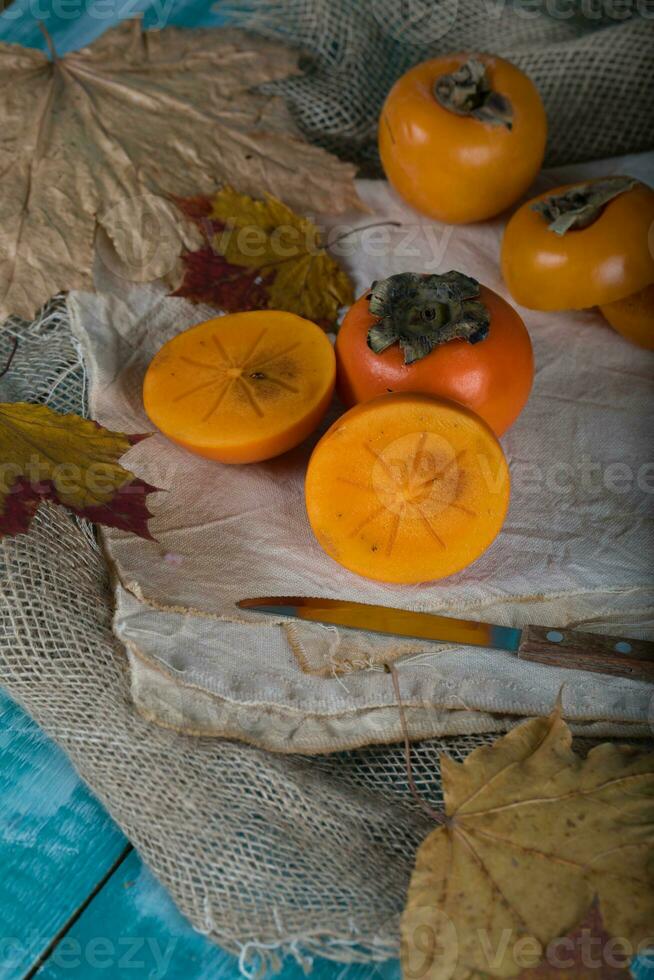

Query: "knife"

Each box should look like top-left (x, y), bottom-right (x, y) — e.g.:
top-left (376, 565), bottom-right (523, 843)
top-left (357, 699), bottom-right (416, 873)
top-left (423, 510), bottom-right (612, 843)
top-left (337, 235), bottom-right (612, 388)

top-left (237, 596), bottom-right (654, 683)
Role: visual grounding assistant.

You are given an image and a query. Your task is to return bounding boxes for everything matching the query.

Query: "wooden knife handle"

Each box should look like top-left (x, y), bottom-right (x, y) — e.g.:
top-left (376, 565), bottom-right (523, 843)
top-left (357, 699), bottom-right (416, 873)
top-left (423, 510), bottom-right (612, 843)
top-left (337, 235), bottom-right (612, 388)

top-left (518, 625), bottom-right (654, 683)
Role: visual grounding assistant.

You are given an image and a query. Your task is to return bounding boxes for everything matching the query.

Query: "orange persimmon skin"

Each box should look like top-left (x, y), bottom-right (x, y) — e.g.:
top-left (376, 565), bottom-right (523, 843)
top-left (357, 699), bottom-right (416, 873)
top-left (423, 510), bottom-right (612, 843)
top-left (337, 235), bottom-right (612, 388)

top-left (305, 393), bottom-right (510, 584)
top-left (378, 53), bottom-right (547, 224)
top-left (143, 311), bottom-right (336, 464)
top-left (501, 180), bottom-right (654, 311)
top-left (335, 284), bottom-right (533, 437)
top-left (599, 284), bottom-right (654, 350)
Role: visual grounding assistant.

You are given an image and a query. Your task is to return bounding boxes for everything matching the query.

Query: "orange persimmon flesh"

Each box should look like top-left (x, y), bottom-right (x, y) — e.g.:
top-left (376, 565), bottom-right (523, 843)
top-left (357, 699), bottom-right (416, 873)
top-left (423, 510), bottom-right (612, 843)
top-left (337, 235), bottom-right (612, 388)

top-left (305, 393), bottom-right (510, 583)
top-left (143, 311), bottom-right (336, 464)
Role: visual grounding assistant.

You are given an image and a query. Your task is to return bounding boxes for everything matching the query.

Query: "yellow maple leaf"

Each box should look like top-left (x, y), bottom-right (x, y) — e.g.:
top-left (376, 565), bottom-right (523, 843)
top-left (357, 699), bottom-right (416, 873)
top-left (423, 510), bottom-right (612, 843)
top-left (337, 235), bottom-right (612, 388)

top-left (0, 402), bottom-right (156, 539)
top-left (210, 186), bottom-right (355, 327)
top-left (401, 708), bottom-right (654, 980)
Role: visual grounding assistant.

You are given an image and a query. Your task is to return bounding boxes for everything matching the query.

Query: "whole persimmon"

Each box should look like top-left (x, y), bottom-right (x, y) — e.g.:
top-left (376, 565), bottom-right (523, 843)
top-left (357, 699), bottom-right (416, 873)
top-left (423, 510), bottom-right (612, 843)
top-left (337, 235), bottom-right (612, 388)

top-left (599, 284), bottom-right (654, 350)
top-left (378, 53), bottom-right (546, 224)
top-left (501, 176), bottom-right (654, 311)
top-left (335, 271), bottom-right (533, 437)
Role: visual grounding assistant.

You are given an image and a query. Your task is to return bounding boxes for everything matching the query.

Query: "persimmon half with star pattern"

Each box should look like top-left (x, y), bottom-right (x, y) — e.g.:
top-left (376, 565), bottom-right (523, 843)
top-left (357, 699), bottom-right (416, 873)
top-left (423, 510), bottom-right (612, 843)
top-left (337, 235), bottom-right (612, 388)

top-left (305, 392), bottom-right (510, 583)
top-left (143, 311), bottom-right (336, 464)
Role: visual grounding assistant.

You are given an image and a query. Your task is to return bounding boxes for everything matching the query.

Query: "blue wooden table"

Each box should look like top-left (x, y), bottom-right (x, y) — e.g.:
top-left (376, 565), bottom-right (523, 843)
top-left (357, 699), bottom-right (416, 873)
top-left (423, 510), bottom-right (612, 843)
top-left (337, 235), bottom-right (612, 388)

top-left (0, 687), bottom-right (403, 980)
top-left (2, 684), bottom-right (652, 979)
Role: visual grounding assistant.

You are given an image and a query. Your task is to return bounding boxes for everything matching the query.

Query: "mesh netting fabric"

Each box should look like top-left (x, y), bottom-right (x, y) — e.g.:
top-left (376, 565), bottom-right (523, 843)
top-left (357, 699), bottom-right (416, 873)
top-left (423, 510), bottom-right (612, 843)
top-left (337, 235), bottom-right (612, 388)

top-left (231, 0), bottom-right (654, 170)
top-left (0, 304), bottom-right (506, 968)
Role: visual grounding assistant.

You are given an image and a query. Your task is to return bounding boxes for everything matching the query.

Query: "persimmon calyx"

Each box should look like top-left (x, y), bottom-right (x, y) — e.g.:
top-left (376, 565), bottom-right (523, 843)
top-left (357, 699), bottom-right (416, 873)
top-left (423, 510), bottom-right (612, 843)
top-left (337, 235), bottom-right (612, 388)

top-left (367, 271), bottom-right (490, 364)
top-left (532, 175), bottom-right (639, 235)
top-left (434, 58), bottom-right (513, 129)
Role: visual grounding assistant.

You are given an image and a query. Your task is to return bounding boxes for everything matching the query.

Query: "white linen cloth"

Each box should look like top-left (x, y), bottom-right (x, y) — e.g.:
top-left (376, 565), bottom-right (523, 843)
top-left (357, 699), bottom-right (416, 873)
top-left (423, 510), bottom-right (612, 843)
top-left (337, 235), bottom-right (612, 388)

top-left (69, 155), bottom-right (654, 752)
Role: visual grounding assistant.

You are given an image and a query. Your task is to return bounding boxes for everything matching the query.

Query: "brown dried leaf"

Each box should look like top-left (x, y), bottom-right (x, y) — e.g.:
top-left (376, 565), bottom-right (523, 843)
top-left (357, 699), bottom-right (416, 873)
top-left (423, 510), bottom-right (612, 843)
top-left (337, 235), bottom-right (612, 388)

top-left (401, 708), bottom-right (654, 980)
top-left (0, 21), bottom-right (360, 321)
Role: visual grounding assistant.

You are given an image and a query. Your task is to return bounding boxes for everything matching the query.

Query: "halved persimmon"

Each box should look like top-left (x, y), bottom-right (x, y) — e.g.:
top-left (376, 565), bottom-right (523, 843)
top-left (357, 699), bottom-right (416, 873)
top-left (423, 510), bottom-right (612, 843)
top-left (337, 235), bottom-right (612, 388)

top-left (501, 176), bottom-right (654, 311)
top-left (305, 393), bottom-right (510, 584)
top-left (599, 284), bottom-right (654, 350)
top-left (335, 271), bottom-right (533, 436)
top-left (378, 53), bottom-right (546, 223)
top-left (143, 311), bottom-right (336, 463)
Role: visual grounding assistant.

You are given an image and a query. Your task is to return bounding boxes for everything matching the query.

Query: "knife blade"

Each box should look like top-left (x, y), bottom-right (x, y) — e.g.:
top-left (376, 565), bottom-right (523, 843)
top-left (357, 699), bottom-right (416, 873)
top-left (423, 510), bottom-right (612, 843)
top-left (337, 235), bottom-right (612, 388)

top-left (237, 596), bottom-right (654, 683)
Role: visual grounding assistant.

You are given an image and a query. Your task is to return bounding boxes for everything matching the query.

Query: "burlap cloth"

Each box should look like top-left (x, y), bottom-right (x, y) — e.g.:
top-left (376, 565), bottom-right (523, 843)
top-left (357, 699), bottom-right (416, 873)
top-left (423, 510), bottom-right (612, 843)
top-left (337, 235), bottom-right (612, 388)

top-left (1, 4), bottom-right (654, 968)
top-left (232, 0), bottom-right (654, 170)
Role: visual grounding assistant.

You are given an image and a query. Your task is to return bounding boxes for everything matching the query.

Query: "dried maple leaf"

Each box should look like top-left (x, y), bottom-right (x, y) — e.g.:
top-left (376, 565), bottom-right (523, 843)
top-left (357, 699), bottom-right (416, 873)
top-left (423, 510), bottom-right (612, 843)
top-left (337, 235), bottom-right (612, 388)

top-left (174, 186), bottom-right (354, 328)
top-left (172, 247), bottom-right (273, 312)
top-left (0, 21), bottom-right (360, 321)
top-left (0, 403), bottom-right (157, 539)
top-left (401, 707), bottom-right (654, 980)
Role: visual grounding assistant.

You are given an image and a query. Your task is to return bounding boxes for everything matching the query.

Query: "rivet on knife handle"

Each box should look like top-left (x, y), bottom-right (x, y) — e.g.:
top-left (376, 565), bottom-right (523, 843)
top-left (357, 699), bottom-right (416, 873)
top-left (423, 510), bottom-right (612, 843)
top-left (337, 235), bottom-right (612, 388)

top-left (517, 625), bottom-right (654, 683)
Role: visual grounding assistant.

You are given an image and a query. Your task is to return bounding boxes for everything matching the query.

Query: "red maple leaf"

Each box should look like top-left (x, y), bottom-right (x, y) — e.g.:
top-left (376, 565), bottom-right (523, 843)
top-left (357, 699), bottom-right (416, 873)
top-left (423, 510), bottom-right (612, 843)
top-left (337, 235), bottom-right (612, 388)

top-left (172, 247), bottom-right (272, 312)
top-left (0, 404), bottom-right (158, 541)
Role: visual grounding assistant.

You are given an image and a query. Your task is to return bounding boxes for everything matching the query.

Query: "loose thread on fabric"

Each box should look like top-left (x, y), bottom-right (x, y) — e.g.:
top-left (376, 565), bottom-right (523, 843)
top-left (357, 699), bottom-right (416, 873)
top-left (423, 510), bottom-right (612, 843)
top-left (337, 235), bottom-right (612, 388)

top-left (329, 662), bottom-right (351, 695)
top-left (386, 662), bottom-right (446, 825)
top-left (0, 336), bottom-right (18, 379)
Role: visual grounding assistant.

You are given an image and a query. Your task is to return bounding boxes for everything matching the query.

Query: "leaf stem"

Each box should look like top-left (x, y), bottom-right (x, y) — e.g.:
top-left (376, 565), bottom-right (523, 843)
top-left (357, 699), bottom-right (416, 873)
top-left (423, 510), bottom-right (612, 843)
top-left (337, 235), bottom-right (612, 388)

top-left (387, 661), bottom-right (447, 825)
top-left (331, 221), bottom-right (402, 245)
top-left (38, 21), bottom-right (58, 63)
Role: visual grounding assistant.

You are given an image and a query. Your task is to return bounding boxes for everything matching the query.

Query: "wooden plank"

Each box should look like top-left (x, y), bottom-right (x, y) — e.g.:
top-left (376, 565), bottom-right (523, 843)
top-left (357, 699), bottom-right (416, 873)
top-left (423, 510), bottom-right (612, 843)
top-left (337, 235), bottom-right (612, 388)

top-left (0, 688), bottom-right (128, 979)
top-left (32, 847), bottom-right (401, 980)
top-left (33, 851), bottom-right (237, 980)
top-left (0, 690), bottom-right (399, 980)
top-left (632, 954), bottom-right (654, 980)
